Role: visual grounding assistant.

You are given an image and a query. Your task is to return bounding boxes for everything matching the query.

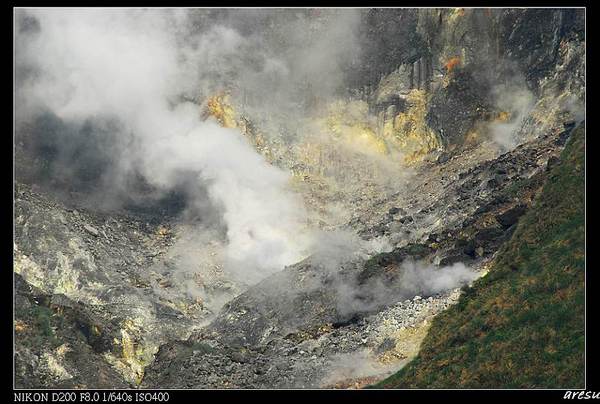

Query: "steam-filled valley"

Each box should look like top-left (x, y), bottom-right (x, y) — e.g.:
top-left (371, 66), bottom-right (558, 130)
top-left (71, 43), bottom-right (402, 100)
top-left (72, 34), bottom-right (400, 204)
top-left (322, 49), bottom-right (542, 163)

top-left (14, 8), bottom-right (585, 389)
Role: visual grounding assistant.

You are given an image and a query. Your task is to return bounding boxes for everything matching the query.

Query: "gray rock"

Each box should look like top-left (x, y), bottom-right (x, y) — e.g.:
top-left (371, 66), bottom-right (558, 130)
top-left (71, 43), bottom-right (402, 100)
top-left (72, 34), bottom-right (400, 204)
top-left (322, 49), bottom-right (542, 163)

top-left (388, 207), bottom-right (401, 215)
top-left (83, 224), bottom-right (99, 237)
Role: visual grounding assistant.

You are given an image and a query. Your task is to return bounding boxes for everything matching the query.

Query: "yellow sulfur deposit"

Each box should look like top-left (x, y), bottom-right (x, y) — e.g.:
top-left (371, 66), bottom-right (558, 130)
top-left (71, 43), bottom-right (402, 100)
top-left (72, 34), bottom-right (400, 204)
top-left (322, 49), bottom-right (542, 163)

top-left (104, 319), bottom-right (156, 386)
top-left (377, 320), bottom-right (432, 365)
top-left (326, 121), bottom-right (388, 156)
top-left (452, 8), bottom-right (466, 18)
top-left (15, 320), bottom-right (28, 333)
top-left (204, 93), bottom-right (238, 128)
top-left (387, 90), bottom-right (442, 164)
top-left (288, 99), bottom-right (392, 184)
top-left (202, 94), bottom-right (276, 161)
top-left (496, 111), bottom-right (511, 122)
top-left (463, 128), bottom-right (481, 148)
top-left (322, 100), bottom-right (388, 156)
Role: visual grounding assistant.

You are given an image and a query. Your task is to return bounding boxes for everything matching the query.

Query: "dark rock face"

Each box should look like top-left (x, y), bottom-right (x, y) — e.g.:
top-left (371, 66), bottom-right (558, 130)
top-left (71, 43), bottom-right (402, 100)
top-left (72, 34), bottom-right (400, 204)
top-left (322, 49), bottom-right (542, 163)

top-left (15, 114), bottom-right (218, 220)
top-left (358, 243), bottom-right (432, 285)
top-left (358, 8), bottom-right (584, 152)
top-left (206, 260), bottom-right (340, 348)
top-left (499, 9), bottom-right (583, 91)
top-left (15, 113), bottom-right (124, 198)
top-left (426, 68), bottom-right (492, 148)
top-left (556, 121), bottom-right (578, 146)
top-left (348, 9), bottom-right (426, 89)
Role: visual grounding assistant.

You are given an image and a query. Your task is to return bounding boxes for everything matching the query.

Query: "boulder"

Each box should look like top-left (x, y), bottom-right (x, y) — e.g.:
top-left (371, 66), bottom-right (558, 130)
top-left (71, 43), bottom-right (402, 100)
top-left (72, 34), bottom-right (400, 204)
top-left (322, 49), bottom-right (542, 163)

top-left (496, 205), bottom-right (528, 229)
top-left (83, 224), bottom-right (99, 237)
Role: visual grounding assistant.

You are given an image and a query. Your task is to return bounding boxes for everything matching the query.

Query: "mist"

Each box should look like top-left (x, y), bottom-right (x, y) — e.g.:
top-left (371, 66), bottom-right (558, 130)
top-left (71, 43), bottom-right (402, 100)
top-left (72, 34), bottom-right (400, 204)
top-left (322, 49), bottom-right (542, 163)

top-left (487, 83), bottom-right (536, 150)
top-left (334, 259), bottom-right (478, 317)
top-left (322, 349), bottom-right (399, 387)
top-left (15, 9), bottom-right (340, 284)
top-left (306, 230), bottom-right (477, 317)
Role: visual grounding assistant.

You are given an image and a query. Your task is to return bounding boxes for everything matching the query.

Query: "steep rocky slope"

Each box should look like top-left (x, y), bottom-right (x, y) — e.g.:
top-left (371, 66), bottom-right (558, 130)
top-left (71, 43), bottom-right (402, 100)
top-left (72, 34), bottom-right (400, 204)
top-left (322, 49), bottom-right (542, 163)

top-left (140, 113), bottom-right (579, 389)
top-left (377, 123), bottom-right (585, 389)
top-left (14, 185), bottom-right (213, 386)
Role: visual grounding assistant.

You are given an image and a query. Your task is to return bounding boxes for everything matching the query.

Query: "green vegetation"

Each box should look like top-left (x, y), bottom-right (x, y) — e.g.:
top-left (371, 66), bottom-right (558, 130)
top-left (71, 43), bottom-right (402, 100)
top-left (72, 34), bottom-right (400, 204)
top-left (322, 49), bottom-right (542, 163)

top-left (376, 125), bottom-right (585, 388)
top-left (17, 303), bottom-right (63, 348)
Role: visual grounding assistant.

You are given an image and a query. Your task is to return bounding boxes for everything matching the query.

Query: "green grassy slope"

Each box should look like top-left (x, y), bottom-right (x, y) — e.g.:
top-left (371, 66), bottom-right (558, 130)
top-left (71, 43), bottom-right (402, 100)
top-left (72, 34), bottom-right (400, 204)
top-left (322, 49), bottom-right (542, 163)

top-left (376, 125), bottom-right (585, 388)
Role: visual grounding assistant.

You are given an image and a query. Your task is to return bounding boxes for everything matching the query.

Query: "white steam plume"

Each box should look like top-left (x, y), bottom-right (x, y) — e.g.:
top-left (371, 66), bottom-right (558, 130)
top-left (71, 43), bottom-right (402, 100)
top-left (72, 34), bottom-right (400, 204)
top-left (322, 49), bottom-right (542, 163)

top-left (16, 9), bottom-right (311, 283)
top-left (487, 83), bottom-right (536, 150)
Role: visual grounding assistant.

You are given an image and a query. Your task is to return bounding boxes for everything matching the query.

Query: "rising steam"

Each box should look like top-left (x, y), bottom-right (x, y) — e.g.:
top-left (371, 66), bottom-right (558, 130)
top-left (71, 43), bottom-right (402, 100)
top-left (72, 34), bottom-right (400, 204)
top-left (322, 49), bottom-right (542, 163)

top-left (15, 9), bottom-right (327, 284)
